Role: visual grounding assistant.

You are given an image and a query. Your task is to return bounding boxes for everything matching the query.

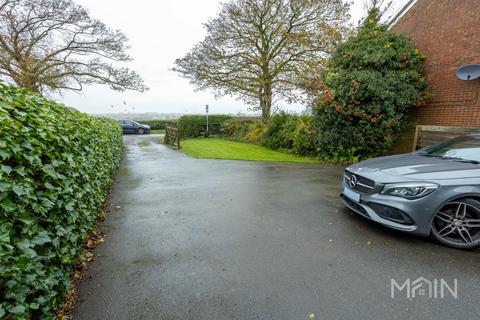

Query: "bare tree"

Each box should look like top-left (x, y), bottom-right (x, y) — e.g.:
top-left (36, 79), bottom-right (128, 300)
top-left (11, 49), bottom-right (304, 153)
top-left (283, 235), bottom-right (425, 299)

top-left (0, 0), bottom-right (147, 94)
top-left (173, 0), bottom-right (349, 122)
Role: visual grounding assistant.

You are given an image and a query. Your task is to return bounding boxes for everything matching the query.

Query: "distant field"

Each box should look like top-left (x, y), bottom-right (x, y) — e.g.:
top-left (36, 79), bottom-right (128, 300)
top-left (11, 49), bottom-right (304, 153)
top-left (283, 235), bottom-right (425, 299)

top-left (181, 138), bottom-right (318, 163)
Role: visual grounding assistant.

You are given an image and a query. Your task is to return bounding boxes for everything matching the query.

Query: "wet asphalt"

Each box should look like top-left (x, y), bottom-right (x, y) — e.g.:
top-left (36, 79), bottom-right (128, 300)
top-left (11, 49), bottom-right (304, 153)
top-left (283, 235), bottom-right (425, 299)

top-left (74, 134), bottom-right (480, 320)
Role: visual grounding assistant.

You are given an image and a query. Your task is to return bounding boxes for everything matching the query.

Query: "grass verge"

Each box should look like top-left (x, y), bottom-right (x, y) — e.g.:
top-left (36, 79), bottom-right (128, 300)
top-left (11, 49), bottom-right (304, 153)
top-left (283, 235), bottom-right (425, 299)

top-left (181, 138), bottom-right (318, 163)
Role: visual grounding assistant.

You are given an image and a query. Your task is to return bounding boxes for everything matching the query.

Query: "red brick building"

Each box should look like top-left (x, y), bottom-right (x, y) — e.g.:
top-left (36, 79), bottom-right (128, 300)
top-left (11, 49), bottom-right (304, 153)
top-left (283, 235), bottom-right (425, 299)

top-left (391, 0), bottom-right (480, 131)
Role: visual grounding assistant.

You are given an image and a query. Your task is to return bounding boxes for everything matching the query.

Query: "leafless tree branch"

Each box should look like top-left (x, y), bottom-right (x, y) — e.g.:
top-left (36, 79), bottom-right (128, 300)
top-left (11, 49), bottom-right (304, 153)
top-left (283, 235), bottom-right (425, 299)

top-left (0, 0), bottom-right (148, 94)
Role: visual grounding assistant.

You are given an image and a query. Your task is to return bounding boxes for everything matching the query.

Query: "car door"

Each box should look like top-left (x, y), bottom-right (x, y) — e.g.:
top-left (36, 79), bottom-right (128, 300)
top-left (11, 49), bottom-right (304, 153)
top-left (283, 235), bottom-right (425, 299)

top-left (124, 120), bottom-right (137, 133)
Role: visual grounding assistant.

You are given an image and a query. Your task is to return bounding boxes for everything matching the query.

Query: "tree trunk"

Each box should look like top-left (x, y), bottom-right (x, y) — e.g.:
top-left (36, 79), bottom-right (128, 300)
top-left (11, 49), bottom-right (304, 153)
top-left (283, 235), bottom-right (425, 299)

top-left (259, 82), bottom-right (272, 123)
top-left (14, 74), bottom-right (40, 93)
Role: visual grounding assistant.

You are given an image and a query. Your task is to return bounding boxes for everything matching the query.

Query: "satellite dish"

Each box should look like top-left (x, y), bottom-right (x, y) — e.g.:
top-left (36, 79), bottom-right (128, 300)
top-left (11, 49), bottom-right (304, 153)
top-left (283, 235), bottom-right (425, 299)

top-left (456, 64), bottom-right (480, 80)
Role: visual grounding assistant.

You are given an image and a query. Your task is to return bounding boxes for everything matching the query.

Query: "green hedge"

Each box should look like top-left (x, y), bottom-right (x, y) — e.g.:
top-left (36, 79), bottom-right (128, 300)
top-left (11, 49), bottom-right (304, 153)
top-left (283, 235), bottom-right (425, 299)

top-left (221, 113), bottom-right (318, 156)
top-left (0, 83), bottom-right (123, 319)
top-left (134, 119), bottom-right (173, 130)
top-left (261, 113), bottom-right (318, 156)
top-left (222, 118), bottom-right (259, 142)
top-left (178, 115), bottom-right (231, 138)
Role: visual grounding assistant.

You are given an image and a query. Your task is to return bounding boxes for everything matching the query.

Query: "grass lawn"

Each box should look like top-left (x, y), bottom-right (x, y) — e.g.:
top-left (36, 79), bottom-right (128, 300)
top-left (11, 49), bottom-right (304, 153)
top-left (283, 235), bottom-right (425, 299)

top-left (150, 129), bottom-right (165, 134)
top-left (181, 138), bottom-right (318, 163)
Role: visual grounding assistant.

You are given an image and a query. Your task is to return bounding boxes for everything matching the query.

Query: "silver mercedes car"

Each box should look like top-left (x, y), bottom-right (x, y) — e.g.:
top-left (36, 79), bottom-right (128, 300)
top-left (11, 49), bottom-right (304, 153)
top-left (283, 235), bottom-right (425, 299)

top-left (341, 134), bottom-right (480, 249)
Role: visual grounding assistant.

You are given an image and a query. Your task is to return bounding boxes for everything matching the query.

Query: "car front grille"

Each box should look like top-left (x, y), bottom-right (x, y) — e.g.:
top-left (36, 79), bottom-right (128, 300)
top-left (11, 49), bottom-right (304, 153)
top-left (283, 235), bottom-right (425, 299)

top-left (344, 170), bottom-right (375, 194)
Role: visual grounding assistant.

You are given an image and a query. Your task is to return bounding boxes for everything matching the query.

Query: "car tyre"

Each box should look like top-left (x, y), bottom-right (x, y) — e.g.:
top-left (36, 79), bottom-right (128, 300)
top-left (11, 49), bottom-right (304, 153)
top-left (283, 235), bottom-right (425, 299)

top-left (137, 128), bottom-right (145, 134)
top-left (430, 198), bottom-right (480, 249)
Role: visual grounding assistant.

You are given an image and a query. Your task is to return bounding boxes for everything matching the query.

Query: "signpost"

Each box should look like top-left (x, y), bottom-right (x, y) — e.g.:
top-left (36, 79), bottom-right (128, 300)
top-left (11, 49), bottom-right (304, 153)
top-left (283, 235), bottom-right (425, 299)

top-left (206, 104), bottom-right (209, 137)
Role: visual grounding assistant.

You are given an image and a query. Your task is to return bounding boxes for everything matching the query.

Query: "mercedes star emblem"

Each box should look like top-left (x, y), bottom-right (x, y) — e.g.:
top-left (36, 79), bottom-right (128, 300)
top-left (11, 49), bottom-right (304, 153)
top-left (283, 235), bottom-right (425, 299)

top-left (349, 175), bottom-right (358, 189)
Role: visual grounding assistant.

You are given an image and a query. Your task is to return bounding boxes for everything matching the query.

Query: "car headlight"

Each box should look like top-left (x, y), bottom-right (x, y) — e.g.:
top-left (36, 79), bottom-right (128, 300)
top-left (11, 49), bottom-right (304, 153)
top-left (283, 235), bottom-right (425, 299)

top-left (381, 183), bottom-right (439, 199)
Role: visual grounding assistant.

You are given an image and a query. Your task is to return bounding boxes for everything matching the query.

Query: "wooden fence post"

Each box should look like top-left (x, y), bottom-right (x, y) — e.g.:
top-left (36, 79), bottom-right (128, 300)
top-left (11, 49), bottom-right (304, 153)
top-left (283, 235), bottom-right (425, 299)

top-left (164, 124), bottom-right (180, 149)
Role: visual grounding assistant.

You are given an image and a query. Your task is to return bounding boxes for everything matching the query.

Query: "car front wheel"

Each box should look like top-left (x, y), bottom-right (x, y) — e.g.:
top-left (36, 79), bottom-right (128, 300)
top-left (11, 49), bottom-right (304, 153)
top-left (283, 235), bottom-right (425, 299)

top-left (137, 128), bottom-right (145, 134)
top-left (431, 198), bottom-right (480, 249)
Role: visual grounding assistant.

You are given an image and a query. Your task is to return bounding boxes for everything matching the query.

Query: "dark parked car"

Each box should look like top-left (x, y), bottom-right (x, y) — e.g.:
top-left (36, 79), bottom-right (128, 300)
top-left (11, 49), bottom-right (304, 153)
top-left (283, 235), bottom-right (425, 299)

top-left (341, 134), bottom-right (480, 249)
top-left (118, 120), bottom-right (150, 134)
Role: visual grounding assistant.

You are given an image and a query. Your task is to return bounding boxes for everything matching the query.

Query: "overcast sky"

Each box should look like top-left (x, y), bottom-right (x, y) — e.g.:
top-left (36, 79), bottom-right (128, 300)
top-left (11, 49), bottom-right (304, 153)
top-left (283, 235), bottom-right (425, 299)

top-left (55, 0), bottom-right (409, 115)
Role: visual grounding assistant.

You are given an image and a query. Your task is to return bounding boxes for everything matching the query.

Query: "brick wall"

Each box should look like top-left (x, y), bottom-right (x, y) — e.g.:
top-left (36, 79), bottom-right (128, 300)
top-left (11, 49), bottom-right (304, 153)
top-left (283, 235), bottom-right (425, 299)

top-left (390, 0), bottom-right (480, 152)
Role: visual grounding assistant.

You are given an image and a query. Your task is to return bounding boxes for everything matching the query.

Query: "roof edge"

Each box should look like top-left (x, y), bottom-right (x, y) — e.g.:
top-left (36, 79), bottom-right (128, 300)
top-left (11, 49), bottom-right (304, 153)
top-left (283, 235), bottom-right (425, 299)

top-left (387, 0), bottom-right (418, 29)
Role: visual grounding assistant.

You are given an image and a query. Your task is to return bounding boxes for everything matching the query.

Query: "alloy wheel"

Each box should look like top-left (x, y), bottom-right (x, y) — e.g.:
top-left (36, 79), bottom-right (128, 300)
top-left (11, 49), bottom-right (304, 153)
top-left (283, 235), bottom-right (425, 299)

top-left (431, 198), bottom-right (480, 249)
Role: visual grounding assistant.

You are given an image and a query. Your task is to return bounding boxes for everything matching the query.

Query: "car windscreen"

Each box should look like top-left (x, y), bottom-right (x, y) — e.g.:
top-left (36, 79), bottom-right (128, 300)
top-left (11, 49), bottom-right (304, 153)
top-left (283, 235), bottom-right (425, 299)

top-left (420, 136), bottom-right (480, 162)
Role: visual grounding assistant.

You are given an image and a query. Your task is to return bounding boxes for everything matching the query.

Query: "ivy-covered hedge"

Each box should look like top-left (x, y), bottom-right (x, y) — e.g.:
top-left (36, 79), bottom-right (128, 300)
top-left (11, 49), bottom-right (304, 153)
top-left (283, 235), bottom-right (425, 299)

top-left (0, 83), bottom-right (122, 319)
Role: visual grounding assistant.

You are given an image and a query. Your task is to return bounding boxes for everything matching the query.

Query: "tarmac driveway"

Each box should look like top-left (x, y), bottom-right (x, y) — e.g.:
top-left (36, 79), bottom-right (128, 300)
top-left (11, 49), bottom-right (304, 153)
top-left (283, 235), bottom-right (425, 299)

top-left (74, 135), bottom-right (480, 320)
